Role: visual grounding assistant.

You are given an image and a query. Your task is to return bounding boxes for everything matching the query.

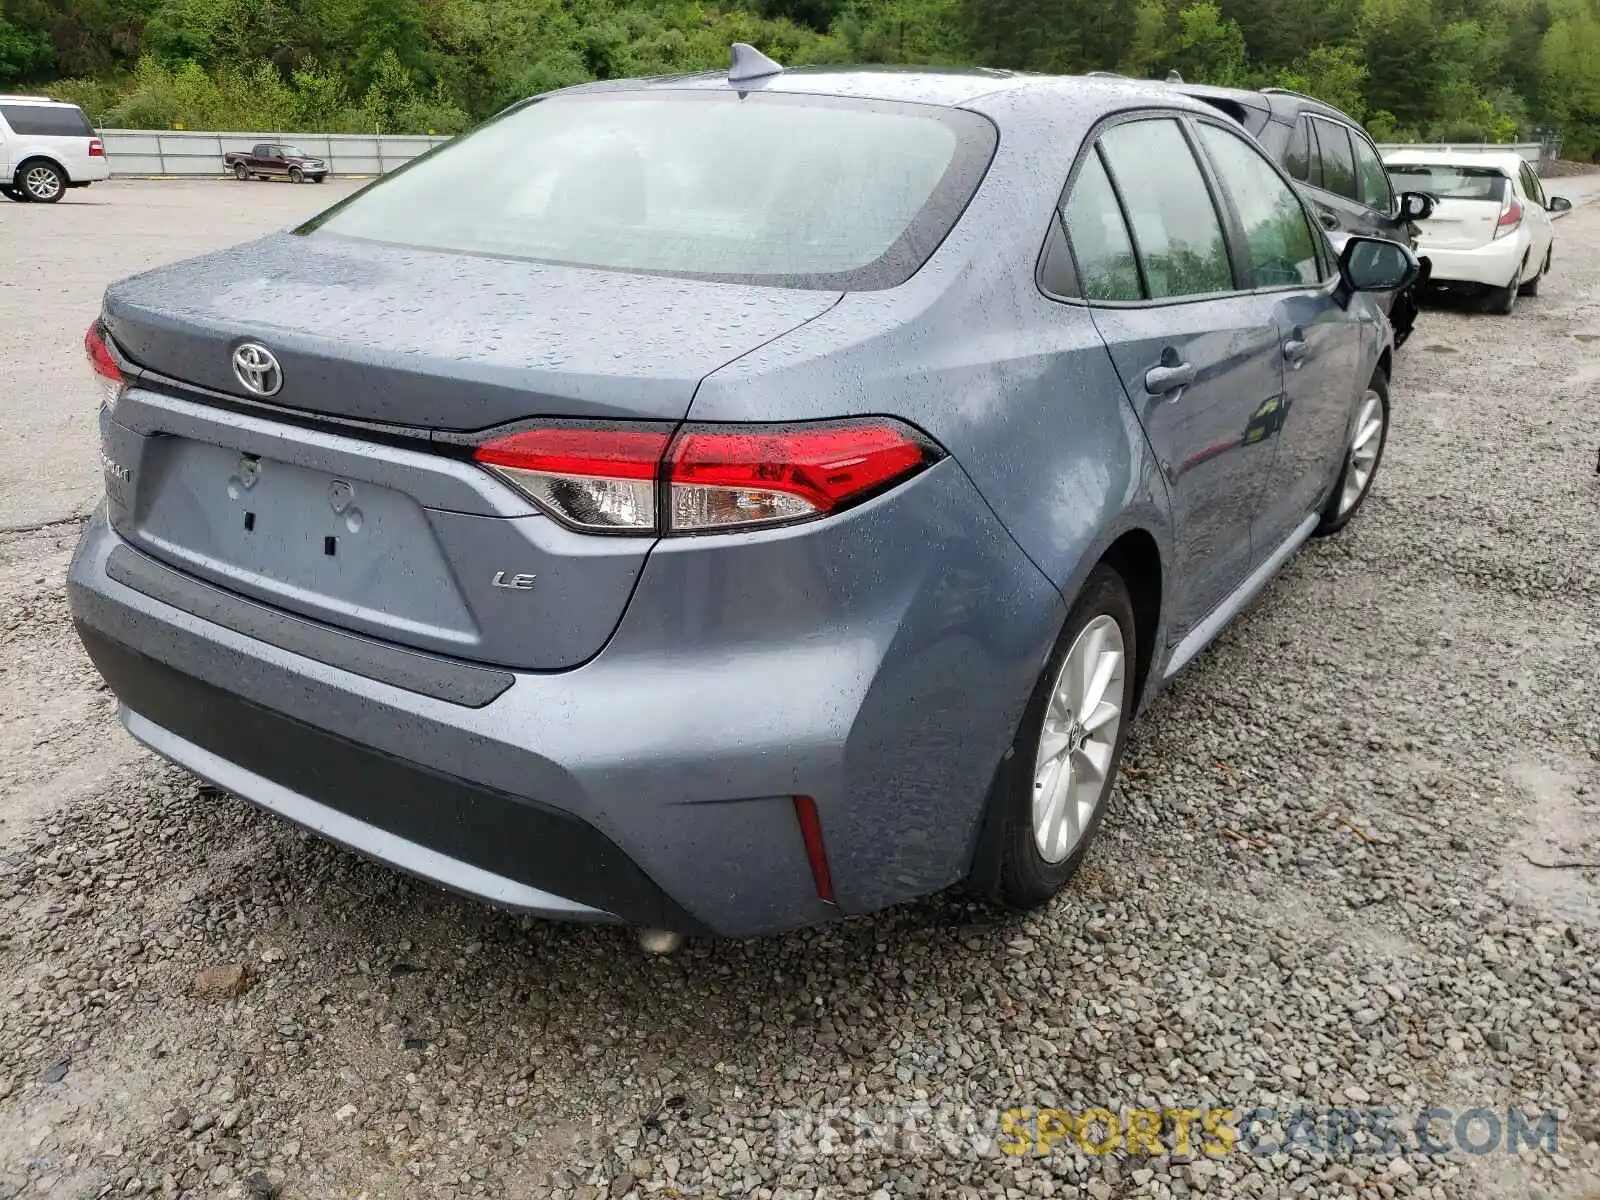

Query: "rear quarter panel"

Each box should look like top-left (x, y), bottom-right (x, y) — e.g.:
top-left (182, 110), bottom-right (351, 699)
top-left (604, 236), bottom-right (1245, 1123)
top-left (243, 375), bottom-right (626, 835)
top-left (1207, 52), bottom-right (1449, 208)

top-left (692, 85), bottom-right (1174, 641)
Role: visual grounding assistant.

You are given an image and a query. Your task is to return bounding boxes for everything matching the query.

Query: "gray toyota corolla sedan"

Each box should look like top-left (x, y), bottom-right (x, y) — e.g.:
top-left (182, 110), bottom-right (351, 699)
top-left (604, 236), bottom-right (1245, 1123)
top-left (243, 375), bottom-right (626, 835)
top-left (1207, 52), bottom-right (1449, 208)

top-left (69, 52), bottom-right (1415, 940)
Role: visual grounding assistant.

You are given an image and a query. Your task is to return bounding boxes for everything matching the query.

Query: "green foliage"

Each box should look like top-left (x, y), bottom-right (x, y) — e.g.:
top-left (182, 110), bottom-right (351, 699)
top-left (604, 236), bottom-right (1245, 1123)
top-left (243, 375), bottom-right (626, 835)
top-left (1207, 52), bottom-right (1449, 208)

top-left (0, 0), bottom-right (1593, 153)
top-left (1276, 45), bottom-right (1368, 122)
top-left (0, 13), bottom-right (53, 79)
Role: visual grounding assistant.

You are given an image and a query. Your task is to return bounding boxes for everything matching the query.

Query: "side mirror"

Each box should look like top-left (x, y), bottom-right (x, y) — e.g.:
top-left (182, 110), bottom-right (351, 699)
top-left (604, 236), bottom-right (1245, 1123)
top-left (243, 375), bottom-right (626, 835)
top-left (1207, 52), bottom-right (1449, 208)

top-left (1547, 195), bottom-right (1573, 216)
top-left (1338, 236), bottom-right (1419, 297)
top-left (1399, 191), bottom-right (1435, 221)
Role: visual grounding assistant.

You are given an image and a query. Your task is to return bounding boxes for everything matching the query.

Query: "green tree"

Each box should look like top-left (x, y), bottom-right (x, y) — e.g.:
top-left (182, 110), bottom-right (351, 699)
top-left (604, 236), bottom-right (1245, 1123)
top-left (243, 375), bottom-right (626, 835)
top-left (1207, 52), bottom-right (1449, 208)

top-left (352, 0), bottom-right (429, 95)
top-left (1361, 0), bottom-right (1443, 128)
top-left (1169, 2), bottom-right (1249, 83)
top-left (1276, 44), bottom-right (1368, 119)
top-left (0, 12), bottom-right (52, 80)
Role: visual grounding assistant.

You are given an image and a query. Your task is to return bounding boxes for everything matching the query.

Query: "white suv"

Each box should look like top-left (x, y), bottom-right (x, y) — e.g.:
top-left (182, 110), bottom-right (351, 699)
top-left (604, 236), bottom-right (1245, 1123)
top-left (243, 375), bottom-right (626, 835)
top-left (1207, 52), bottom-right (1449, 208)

top-left (0, 96), bottom-right (111, 203)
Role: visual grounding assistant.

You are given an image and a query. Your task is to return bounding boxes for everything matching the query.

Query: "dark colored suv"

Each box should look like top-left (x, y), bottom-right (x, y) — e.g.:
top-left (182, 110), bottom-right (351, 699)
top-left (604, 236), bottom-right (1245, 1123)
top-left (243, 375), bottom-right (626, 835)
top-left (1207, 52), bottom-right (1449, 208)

top-left (1172, 85), bottom-right (1433, 346)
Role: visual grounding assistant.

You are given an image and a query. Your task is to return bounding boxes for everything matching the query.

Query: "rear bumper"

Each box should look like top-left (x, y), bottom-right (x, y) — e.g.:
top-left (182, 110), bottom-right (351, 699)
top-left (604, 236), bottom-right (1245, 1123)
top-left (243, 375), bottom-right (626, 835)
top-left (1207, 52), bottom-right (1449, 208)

top-left (1417, 234), bottom-right (1525, 288)
top-left (70, 460), bottom-right (1062, 936)
top-left (74, 157), bottom-right (112, 183)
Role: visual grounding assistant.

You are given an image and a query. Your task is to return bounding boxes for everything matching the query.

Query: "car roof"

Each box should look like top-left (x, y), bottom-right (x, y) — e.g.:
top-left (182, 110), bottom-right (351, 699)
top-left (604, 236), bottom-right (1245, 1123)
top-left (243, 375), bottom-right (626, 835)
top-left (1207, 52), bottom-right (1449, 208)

top-left (0, 95), bottom-right (79, 107)
top-left (553, 65), bottom-right (1211, 116)
top-left (1382, 148), bottom-right (1526, 174)
top-left (1170, 83), bottom-right (1360, 127)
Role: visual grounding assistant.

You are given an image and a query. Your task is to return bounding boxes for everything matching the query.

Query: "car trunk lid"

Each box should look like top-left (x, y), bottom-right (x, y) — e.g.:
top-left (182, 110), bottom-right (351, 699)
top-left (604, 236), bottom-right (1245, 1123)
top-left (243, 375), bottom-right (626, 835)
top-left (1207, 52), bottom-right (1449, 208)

top-left (103, 232), bottom-right (839, 428)
top-left (98, 234), bottom-right (840, 672)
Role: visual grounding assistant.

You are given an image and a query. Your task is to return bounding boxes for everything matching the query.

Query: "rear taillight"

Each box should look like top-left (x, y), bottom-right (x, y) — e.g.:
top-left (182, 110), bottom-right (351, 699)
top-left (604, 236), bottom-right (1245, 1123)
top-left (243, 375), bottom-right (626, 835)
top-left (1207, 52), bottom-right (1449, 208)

top-left (84, 321), bottom-right (126, 408)
top-left (474, 426), bottom-right (671, 533)
top-left (1494, 195), bottom-right (1523, 238)
top-left (88, 138), bottom-right (105, 157)
top-left (473, 419), bottom-right (938, 536)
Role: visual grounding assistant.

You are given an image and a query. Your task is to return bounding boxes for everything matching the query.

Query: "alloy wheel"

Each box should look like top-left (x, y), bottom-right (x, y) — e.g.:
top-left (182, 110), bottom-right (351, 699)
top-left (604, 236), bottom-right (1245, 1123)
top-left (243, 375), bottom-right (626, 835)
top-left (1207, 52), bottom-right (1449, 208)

top-left (1032, 614), bottom-right (1126, 864)
top-left (24, 165), bottom-right (61, 201)
top-left (1338, 390), bottom-right (1385, 516)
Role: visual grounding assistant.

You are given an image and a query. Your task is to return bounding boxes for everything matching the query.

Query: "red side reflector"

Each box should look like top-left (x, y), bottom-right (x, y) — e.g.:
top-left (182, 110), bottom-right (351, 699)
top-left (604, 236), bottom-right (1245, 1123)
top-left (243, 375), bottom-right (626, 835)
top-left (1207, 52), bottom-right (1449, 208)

top-left (88, 138), bottom-right (105, 157)
top-left (793, 795), bottom-right (836, 905)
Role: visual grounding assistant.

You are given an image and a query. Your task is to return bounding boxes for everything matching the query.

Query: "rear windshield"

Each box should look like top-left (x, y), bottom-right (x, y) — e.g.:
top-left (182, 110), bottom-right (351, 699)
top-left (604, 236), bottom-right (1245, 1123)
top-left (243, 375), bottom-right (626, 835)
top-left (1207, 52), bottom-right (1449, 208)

top-left (1387, 164), bottom-right (1508, 202)
top-left (300, 91), bottom-right (997, 289)
top-left (0, 103), bottom-right (94, 137)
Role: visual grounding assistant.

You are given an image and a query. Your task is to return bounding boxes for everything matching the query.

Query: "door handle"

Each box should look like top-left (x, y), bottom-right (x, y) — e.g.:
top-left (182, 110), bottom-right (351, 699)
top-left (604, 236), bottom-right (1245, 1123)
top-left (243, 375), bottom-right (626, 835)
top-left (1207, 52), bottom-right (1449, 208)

top-left (1283, 337), bottom-right (1309, 367)
top-left (1145, 361), bottom-right (1196, 396)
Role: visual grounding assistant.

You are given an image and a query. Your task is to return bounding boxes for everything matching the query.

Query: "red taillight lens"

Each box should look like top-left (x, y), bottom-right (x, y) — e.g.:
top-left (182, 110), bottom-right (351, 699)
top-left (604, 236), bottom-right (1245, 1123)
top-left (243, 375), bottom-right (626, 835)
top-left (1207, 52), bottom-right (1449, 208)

top-left (88, 138), bottom-right (105, 157)
top-left (473, 419), bottom-right (937, 535)
top-left (474, 426), bottom-right (671, 533)
top-left (84, 321), bottom-right (125, 408)
top-left (1494, 195), bottom-right (1523, 238)
top-left (666, 422), bottom-right (932, 532)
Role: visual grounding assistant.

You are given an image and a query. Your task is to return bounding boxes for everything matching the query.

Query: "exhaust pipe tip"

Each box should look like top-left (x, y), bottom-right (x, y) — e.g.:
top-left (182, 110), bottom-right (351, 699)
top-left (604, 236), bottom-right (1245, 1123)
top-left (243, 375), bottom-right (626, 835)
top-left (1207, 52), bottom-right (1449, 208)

top-left (637, 928), bottom-right (684, 955)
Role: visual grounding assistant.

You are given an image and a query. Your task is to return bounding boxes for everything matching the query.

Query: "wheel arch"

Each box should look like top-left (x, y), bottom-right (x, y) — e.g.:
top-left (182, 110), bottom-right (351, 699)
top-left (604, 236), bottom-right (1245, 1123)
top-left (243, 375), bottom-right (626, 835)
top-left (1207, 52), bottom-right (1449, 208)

top-left (1096, 528), bottom-right (1163, 711)
top-left (14, 154), bottom-right (69, 187)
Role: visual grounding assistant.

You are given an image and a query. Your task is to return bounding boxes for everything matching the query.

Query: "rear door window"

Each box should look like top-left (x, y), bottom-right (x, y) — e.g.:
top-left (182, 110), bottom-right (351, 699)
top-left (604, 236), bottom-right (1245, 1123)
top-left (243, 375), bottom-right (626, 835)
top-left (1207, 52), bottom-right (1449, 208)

top-left (1196, 122), bottom-right (1323, 288)
top-left (1311, 118), bottom-right (1357, 201)
top-left (0, 104), bottom-right (94, 137)
top-left (1519, 162), bottom-right (1545, 206)
top-left (1059, 149), bottom-right (1142, 301)
top-left (1096, 118), bottom-right (1235, 299)
top-left (1284, 118), bottom-right (1311, 182)
top-left (1350, 132), bottom-right (1394, 213)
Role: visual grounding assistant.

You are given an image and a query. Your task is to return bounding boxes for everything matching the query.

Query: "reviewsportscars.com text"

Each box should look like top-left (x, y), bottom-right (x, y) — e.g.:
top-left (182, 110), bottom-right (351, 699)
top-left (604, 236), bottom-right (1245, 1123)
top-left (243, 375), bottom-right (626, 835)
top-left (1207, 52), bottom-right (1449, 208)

top-left (773, 1104), bottom-right (1564, 1160)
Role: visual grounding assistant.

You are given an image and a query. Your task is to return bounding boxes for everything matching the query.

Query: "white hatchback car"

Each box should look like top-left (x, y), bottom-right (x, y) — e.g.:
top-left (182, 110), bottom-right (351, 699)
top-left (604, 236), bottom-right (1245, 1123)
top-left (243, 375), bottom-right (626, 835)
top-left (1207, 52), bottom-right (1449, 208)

top-left (0, 96), bottom-right (111, 203)
top-left (1383, 149), bottom-right (1572, 314)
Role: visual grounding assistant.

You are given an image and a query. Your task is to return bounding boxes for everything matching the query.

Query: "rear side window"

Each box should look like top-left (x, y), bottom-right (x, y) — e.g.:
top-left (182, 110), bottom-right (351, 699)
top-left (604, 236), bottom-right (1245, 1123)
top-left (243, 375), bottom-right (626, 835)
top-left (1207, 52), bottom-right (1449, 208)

top-left (1311, 119), bottom-right (1357, 200)
top-left (302, 92), bottom-right (997, 290)
top-left (0, 103), bottom-right (94, 137)
top-left (1097, 119), bottom-right (1234, 299)
top-left (1349, 133), bottom-right (1393, 212)
top-left (1284, 119), bottom-right (1311, 182)
top-left (1060, 150), bottom-right (1142, 302)
top-left (1386, 165), bottom-right (1508, 202)
top-left (1196, 123), bottom-right (1322, 288)
top-left (1519, 162), bottom-right (1545, 205)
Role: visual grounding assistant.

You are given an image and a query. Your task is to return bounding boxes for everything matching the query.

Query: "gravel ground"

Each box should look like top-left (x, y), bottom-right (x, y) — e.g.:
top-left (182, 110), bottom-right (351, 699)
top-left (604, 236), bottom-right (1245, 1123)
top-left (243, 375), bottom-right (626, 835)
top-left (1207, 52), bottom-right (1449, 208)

top-left (2, 185), bottom-right (1599, 1200)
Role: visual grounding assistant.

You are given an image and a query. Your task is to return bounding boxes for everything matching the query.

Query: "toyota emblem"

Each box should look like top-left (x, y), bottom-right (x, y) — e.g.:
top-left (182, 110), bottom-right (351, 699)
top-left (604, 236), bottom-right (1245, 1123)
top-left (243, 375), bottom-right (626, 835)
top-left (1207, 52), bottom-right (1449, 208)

top-left (232, 343), bottom-right (282, 397)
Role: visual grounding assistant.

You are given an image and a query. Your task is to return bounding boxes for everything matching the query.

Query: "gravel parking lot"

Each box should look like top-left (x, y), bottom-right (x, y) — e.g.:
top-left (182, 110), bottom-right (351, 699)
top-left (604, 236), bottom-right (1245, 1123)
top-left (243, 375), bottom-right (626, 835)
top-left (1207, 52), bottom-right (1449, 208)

top-left (2, 179), bottom-right (1599, 1200)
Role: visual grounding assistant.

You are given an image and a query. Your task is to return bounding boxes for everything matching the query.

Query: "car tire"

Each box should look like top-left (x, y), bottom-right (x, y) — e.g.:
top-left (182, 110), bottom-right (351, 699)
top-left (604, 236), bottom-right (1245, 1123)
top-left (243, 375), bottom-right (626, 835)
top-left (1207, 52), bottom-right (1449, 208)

top-left (979, 564), bottom-right (1138, 909)
top-left (233, 162), bottom-right (249, 181)
top-left (1518, 248), bottom-right (1550, 297)
top-left (1486, 256), bottom-right (1525, 314)
top-left (1314, 370), bottom-right (1389, 537)
top-left (289, 166), bottom-right (304, 184)
top-left (18, 161), bottom-right (65, 203)
top-left (1, 184), bottom-right (25, 202)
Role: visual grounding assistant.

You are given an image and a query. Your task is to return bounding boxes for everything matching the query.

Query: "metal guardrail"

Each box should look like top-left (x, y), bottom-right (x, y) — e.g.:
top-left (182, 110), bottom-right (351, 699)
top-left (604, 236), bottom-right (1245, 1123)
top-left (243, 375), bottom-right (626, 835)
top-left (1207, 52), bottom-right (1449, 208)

top-left (97, 130), bottom-right (1558, 179)
top-left (99, 130), bottom-right (453, 177)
